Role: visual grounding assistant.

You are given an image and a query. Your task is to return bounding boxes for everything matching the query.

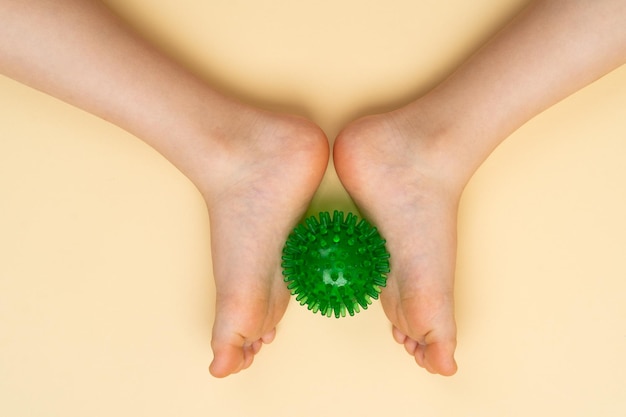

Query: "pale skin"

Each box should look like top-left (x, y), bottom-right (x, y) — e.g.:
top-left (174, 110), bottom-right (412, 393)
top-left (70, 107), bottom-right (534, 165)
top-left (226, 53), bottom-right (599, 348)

top-left (335, 0), bottom-right (626, 375)
top-left (2, 0), bottom-right (625, 378)
top-left (0, 0), bottom-right (330, 377)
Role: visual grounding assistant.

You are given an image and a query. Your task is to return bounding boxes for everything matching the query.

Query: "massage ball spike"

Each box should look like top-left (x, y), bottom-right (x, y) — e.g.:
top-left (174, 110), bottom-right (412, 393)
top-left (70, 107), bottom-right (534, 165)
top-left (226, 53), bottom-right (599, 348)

top-left (281, 211), bottom-right (391, 318)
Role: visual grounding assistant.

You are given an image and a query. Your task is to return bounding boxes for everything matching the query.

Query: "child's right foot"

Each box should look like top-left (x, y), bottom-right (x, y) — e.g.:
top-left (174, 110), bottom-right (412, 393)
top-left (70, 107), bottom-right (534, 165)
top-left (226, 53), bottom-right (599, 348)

top-left (334, 109), bottom-right (467, 376)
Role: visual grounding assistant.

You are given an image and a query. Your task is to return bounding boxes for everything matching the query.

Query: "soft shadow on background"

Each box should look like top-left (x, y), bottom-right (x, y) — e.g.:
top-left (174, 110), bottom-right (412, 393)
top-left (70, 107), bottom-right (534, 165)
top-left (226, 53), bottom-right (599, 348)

top-left (1, 1), bottom-right (625, 416)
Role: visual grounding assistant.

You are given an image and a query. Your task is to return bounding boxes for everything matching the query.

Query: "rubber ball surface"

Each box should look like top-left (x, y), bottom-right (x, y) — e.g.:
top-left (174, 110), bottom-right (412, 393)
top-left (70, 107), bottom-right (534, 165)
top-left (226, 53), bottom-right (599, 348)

top-left (281, 211), bottom-right (390, 318)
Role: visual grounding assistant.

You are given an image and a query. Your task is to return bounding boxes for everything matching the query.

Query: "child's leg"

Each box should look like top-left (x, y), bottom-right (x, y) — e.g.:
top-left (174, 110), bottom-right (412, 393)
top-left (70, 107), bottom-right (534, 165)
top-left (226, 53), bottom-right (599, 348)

top-left (334, 0), bottom-right (626, 375)
top-left (0, 0), bottom-right (329, 377)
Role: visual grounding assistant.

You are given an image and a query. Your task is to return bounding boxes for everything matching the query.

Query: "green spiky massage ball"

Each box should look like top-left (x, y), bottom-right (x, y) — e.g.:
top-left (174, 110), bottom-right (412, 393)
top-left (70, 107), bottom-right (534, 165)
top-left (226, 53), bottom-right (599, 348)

top-left (281, 211), bottom-right (390, 318)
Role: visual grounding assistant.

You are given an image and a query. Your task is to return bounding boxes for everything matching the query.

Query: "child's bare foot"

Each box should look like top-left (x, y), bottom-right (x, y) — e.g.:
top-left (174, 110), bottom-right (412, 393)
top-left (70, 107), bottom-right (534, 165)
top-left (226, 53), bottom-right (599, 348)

top-left (334, 110), bottom-right (465, 376)
top-left (194, 106), bottom-right (329, 377)
top-left (333, 0), bottom-right (626, 377)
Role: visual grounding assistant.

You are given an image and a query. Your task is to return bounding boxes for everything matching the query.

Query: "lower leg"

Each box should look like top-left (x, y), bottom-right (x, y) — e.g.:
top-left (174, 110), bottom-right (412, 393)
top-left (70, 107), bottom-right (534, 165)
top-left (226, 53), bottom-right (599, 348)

top-left (335, 0), bottom-right (626, 375)
top-left (0, 0), bottom-right (330, 377)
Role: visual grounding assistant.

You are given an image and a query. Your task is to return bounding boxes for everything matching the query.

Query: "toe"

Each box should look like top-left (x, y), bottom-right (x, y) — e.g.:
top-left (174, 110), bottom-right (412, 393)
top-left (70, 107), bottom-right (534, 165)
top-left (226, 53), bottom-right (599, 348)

top-left (403, 338), bottom-right (419, 356)
top-left (413, 344), bottom-right (427, 369)
top-left (209, 342), bottom-right (245, 378)
top-left (261, 328), bottom-right (276, 344)
top-left (241, 345), bottom-right (256, 371)
top-left (251, 339), bottom-right (263, 354)
top-left (422, 340), bottom-right (458, 376)
top-left (392, 326), bottom-right (407, 344)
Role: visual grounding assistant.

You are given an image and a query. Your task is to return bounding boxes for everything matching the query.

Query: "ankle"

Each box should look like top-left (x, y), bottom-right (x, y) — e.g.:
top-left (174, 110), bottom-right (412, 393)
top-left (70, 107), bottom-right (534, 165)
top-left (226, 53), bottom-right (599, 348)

top-left (390, 99), bottom-right (496, 195)
top-left (193, 108), bottom-right (328, 205)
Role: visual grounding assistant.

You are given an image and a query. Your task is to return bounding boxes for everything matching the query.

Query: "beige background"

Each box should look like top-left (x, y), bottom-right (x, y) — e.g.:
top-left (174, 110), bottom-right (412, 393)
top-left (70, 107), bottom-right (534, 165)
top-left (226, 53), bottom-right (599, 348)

top-left (1, 0), bottom-right (625, 415)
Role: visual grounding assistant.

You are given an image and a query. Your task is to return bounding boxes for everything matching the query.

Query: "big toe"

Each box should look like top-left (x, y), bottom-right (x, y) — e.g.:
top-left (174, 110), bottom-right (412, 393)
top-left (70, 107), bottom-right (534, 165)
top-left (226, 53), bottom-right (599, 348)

top-left (420, 339), bottom-right (458, 376)
top-left (209, 339), bottom-right (246, 378)
top-left (209, 305), bottom-right (280, 378)
top-left (209, 330), bottom-right (273, 378)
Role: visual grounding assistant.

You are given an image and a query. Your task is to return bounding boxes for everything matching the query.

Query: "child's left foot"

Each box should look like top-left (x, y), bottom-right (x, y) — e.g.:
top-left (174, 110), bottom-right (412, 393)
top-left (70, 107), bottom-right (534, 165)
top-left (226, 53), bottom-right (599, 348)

top-left (195, 107), bottom-right (329, 378)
